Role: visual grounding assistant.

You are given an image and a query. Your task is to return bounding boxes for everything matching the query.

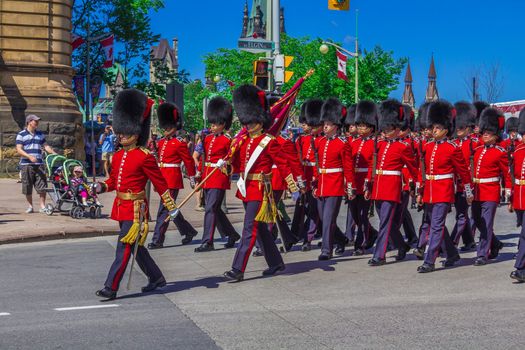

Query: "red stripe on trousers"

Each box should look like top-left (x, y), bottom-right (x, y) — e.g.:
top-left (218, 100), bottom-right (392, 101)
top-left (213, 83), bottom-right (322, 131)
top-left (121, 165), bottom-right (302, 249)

top-left (112, 243), bottom-right (131, 291)
top-left (241, 205), bottom-right (260, 272)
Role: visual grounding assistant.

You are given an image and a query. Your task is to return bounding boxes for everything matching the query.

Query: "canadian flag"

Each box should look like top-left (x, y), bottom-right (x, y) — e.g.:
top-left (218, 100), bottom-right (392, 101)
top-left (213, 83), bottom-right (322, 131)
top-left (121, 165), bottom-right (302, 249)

top-left (100, 35), bottom-right (114, 69)
top-left (336, 50), bottom-right (348, 81)
top-left (71, 33), bottom-right (85, 50)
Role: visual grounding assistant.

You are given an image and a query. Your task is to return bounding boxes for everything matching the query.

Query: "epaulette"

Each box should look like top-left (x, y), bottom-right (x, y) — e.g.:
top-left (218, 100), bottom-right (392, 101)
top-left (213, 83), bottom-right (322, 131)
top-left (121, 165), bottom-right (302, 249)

top-left (447, 140), bottom-right (458, 147)
top-left (224, 133), bottom-right (232, 139)
top-left (176, 136), bottom-right (184, 142)
top-left (398, 140), bottom-right (409, 147)
top-left (139, 147), bottom-right (151, 155)
top-left (495, 145), bottom-right (506, 152)
top-left (338, 136), bottom-right (347, 142)
top-left (471, 136), bottom-right (479, 143)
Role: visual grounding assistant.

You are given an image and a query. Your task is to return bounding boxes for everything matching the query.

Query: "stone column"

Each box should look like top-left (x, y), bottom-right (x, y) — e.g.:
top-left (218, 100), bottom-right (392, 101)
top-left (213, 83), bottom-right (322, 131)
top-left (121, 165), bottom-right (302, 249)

top-left (0, 0), bottom-right (83, 161)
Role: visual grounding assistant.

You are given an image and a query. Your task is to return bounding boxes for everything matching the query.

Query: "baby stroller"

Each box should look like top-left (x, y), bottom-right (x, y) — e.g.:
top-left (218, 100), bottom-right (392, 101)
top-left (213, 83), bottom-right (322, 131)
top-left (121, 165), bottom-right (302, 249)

top-left (44, 155), bottom-right (103, 219)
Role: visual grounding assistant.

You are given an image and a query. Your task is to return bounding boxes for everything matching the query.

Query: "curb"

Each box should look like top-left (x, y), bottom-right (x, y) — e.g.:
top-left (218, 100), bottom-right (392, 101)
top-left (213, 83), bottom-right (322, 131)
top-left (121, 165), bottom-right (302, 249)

top-left (0, 229), bottom-right (121, 245)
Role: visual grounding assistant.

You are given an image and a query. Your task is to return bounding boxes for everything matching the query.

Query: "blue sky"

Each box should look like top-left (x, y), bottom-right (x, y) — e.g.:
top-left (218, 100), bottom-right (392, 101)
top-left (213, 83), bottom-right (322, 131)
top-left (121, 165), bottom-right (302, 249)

top-left (150, 0), bottom-right (525, 103)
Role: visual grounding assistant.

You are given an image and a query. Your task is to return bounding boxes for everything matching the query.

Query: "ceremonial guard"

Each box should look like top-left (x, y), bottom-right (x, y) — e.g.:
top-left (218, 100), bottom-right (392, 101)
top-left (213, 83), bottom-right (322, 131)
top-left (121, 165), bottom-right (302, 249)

top-left (365, 99), bottom-right (418, 265)
top-left (223, 85), bottom-right (302, 282)
top-left (472, 101), bottom-right (489, 140)
top-left (501, 117), bottom-right (520, 151)
top-left (450, 101), bottom-right (479, 251)
top-left (148, 102), bottom-right (198, 249)
top-left (416, 101), bottom-right (473, 273)
top-left (314, 98), bottom-right (355, 260)
top-left (194, 97), bottom-right (240, 252)
top-left (510, 108), bottom-right (525, 282)
top-left (471, 108), bottom-right (510, 265)
top-left (349, 101), bottom-right (378, 255)
top-left (343, 105), bottom-right (357, 243)
top-left (95, 89), bottom-right (178, 299)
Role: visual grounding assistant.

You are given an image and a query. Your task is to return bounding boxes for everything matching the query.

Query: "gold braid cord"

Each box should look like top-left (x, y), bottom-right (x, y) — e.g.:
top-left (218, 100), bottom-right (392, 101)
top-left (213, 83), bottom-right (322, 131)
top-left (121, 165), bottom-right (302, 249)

top-left (254, 176), bottom-right (278, 224)
top-left (285, 174), bottom-right (299, 193)
top-left (120, 199), bottom-right (149, 246)
top-left (161, 190), bottom-right (177, 211)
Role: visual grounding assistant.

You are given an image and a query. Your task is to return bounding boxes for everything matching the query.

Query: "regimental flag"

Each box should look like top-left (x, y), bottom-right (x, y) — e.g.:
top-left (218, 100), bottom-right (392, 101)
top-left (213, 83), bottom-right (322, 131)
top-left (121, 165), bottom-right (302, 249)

top-left (72, 75), bottom-right (85, 110)
top-left (100, 35), bottom-right (114, 68)
top-left (91, 80), bottom-right (102, 108)
top-left (336, 50), bottom-right (348, 81)
top-left (328, 0), bottom-right (350, 11)
top-left (71, 33), bottom-right (85, 50)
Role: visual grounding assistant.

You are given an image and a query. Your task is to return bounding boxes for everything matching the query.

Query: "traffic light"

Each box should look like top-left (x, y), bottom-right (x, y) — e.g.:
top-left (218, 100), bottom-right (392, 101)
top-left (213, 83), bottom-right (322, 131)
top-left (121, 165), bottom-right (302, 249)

top-left (328, 0), bottom-right (350, 11)
top-left (274, 54), bottom-right (294, 85)
top-left (253, 59), bottom-right (271, 91)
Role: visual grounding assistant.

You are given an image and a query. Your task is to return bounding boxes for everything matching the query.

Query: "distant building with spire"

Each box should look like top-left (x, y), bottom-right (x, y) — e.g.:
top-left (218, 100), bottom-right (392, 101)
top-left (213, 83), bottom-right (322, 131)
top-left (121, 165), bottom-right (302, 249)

top-left (402, 61), bottom-right (415, 109)
top-left (425, 55), bottom-right (439, 102)
top-left (240, 0), bottom-right (285, 39)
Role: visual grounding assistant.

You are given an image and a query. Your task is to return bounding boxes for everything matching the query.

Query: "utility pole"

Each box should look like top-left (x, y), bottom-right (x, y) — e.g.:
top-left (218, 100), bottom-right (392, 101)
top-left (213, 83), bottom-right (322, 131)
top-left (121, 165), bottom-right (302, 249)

top-left (85, 20), bottom-right (97, 182)
top-left (472, 77), bottom-right (477, 102)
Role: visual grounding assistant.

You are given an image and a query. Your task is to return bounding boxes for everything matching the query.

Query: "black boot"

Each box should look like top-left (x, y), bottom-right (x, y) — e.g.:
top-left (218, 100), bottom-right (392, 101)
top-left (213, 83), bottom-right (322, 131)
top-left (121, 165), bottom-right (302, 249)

top-left (181, 232), bottom-right (197, 245)
top-left (142, 276), bottom-right (166, 293)
top-left (488, 240), bottom-right (503, 259)
top-left (368, 258), bottom-right (386, 266)
top-left (262, 263), bottom-right (285, 276)
top-left (442, 254), bottom-right (460, 267)
top-left (252, 248), bottom-right (263, 257)
top-left (223, 269), bottom-right (244, 282)
top-left (147, 242), bottom-right (163, 250)
top-left (194, 242), bottom-right (214, 253)
top-left (417, 263), bottom-right (435, 273)
top-left (224, 232), bottom-right (240, 248)
top-left (510, 269), bottom-right (525, 282)
top-left (96, 287), bottom-right (116, 300)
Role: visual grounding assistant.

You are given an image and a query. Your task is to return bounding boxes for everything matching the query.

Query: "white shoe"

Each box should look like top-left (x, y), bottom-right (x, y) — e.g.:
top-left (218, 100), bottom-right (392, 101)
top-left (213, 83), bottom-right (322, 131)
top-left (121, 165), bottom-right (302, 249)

top-left (25, 207), bottom-right (34, 214)
top-left (39, 208), bottom-right (48, 214)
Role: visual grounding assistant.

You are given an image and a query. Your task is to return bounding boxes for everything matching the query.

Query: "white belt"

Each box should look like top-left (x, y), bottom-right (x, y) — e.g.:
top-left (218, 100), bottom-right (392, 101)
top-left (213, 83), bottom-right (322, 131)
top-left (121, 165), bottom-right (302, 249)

top-left (272, 165), bottom-right (277, 169)
top-left (319, 168), bottom-right (343, 174)
top-left (426, 173), bottom-right (454, 180)
top-left (158, 163), bottom-right (181, 168)
top-left (303, 161), bottom-right (316, 166)
top-left (205, 162), bottom-right (228, 168)
top-left (355, 168), bottom-right (368, 173)
top-left (376, 170), bottom-right (401, 176)
top-left (473, 177), bottom-right (500, 184)
top-left (515, 179), bottom-right (525, 185)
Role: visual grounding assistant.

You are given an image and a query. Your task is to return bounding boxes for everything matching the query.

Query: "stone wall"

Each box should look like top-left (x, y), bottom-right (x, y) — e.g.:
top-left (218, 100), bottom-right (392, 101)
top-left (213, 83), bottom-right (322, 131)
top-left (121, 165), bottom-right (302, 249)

top-left (0, 0), bottom-right (84, 160)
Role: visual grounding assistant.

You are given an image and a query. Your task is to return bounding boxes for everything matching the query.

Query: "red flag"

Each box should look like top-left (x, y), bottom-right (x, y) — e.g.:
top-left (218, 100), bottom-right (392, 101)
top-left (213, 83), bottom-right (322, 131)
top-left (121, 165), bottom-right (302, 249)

top-left (71, 33), bottom-right (85, 50)
top-left (100, 35), bottom-right (114, 68)
top-left (336, 50), bottom-right (348, 81)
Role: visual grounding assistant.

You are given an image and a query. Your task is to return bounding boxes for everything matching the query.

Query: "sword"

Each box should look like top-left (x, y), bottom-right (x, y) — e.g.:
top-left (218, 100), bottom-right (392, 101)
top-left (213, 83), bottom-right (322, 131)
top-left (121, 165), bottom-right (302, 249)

top-left (127, 201), bottom-right (146, 290)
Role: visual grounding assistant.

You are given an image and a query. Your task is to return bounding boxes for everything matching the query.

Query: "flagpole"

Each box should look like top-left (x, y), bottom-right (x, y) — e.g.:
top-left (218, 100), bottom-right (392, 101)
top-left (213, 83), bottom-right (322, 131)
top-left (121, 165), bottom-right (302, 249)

top-left (355, 9), bottom-right (359, 103)
top-left (86, 20), bottom-right (96, 182)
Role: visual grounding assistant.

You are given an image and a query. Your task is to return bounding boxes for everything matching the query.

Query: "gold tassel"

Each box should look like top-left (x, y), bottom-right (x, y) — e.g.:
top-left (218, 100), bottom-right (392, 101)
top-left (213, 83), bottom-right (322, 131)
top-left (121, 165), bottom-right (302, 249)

top-left (254, 181), bottom-right (277, 224)
top-left (120, 200), bottom-right (149, 246)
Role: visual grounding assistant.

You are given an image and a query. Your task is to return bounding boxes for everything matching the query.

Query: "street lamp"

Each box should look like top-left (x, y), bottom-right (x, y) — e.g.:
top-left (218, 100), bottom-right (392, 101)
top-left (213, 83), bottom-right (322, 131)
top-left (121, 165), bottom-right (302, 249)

top-left (213, 74), bottom-right (221, 83)
top-left (319, 40), bottom-right (359, 103)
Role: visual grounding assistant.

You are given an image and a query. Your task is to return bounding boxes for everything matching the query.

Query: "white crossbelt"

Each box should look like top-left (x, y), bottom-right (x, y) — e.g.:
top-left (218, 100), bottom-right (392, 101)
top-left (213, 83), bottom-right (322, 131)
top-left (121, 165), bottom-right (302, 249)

top-left (158, 163), bottom-right (181, 168)
top-left (473, 177), bottom-right (500, 184)
top-left (376, 170), bottom-right (401, 176)
top-left (426, 173), bottom-right (454, 180)
top-left (319, 168), bottom-right (343, 174)
top-left (303, 161), bottom-right (316, 166)
top-left (515, 179), bottom-right (525, 185)
top-left (355, 168), bottom-right (368, 173)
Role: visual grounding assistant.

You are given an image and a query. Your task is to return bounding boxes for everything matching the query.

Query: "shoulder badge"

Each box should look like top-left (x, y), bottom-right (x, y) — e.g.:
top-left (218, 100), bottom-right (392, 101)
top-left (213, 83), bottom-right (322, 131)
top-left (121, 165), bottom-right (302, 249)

top-left (398, 140), bottom-right (409, 147)
top-left (447, 140), bottom-right (458, 147)
top-left (176, 136), bottom-right (184, 142)
top-left (495, 145), bottom-right (506, 152)
top-left (139, 147), bottom-right (151, 155)
top-left (338, 136), bottom-right (347, 142)
top-left (224, 133), bottom-right (232, 139)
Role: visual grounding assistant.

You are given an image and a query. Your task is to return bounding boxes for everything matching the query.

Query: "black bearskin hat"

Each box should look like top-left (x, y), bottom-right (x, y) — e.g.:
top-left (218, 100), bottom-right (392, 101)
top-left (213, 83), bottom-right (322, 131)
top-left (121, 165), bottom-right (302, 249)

top-left (378, 99), bottom-right (405, 131)
top-left (344, 104), bottom-right (356, 126)
top-left (302, 99), bottom-right (324, 127)
top-left (415, 102), bottom-right (431, 131)
top-left (232, 84), bottom-right (272, 129)
top-left (158, 102), bottom-right (182, 131)
top-left (321, 98), bottom-right (346, 127)
top-left (505, 117), bottom-right (519, 133)
top-left (428, 100), bottom-right (455, 134)
top-left (454, 101), bottom-right (477, 129)
top-left (299, 103), bottom-right (307, 124)
top-left (518, 108), bottom-right (525, 135)
top-left (402, 104), bottom-right (415, 131)
top-left (206, 96), bottom-right (233, 130)
top-left (473, 101), bottom-right (490, 126)
top-left (112, 89), bottom-right (152, 147)
top-left (479, 107), bottom-right (505, 137)
top-left (354, 100), bottom-right (378, 129)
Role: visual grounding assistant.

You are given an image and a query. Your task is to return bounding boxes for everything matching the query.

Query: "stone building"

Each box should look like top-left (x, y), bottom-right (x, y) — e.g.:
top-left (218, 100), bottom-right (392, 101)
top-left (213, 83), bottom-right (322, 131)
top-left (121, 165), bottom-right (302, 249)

top-left (240, 0), bottom-right (285, 39)
top-left (425, 55), bottom-right (439, 102)
top-left (0, 0), bottom-right (83, 159)
top-left (149, 38), bottom-right (179, 84)
top-left (402, 62), bottom-right (415, 109)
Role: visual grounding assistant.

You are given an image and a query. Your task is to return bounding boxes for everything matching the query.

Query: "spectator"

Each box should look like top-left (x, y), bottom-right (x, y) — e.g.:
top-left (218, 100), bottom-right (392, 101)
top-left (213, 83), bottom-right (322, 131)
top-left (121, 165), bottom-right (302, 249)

top-left (192, 131), bottom-right (206, 211)
top-left (15, 114), bottom-right (56, 213)
top-left (84, 132), bottom-right (96, 176)
top-left (99, 125), bottom-right (116, 177)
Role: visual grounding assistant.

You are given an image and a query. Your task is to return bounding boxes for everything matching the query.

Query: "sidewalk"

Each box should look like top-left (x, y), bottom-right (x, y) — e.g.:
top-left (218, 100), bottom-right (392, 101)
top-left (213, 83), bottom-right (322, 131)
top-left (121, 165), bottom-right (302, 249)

top-left (0, 178), bottom-right (247, 244)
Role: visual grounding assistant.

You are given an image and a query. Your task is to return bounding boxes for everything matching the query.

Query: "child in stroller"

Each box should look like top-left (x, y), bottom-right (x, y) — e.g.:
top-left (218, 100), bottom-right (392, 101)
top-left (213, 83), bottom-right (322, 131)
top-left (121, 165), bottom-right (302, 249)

top-left (64, 165), bottom-right (102, 207)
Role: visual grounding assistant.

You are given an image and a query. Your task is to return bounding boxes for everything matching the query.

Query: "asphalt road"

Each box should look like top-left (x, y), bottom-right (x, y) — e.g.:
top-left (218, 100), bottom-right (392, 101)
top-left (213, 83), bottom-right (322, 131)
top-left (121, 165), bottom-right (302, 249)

top-left (1, 203), bottom-right (525, 349)
top-left (0, 240), bottom-right (218, 350)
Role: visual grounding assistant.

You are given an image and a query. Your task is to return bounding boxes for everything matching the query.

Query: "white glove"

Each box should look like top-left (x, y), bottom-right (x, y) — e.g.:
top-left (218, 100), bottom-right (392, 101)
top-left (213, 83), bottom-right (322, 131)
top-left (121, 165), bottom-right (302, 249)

top-left (189, 176), bottom-right (196, 189)
top-left (91, 182), bottom-right (103, 194)
top-left (216, 159), bottom-right (226, 168)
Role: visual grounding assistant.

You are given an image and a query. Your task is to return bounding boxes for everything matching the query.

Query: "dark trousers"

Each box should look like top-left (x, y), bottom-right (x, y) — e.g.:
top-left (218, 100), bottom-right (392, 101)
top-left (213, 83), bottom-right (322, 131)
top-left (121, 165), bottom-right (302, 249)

top-left (317, 196), bottom-right (343, 255)
top-left (471, 201), bottom-right (499, 258)
top-left (104, 221), bottom-right (163, 291)
top-left (423, 203), bottom-right (458, 265)
top-left (514, 210), bottom-right (525, 270)
top-left (201, 189), bottom-right (237, 244)
top-left (152, 189), bottom-right (197, 245)
top-left (305, 192), bottom-right (322, 242)
top-left (232, 201), bottom-right (284, 272)
top-left (450, 192), bottom-right (475, 246)
top-left (418, 204), bottom-right (431, 249)
top-left (345, 199), bottom-right (357, 241)
top-left (401, 191), bottom-right (418, 242)
top-left (352, 195), bottom-right (378, 250)
top-left (269, 190), bottom-right (299, 246)
top-left (291, 194), bottom-right (307, 240)
top-left (373, 200), bottom-right (406, 260)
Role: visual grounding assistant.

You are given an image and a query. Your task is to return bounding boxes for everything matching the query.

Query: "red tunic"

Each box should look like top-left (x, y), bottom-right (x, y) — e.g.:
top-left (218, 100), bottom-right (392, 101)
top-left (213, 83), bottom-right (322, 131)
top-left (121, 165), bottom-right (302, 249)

top-left (314, 135), bottom-right (355, 197)
top-left (453, 136), bottom-right (480, 192)
top-left (401, 136), bottom-right (417, 192)
top-left (231, 133), bottom-right (293, 202)
top-left (157, 136), bottom-right (196, 189)
top-left (351, 136), bottom-right (374, 195)
top-left (202, 133), bottom-right (232, 190)
top-left (472, 144), bottom-right (512, 202)
top-left (271, 135), bottom-right (304, 191)
top-left (368, 139), bottom-right (418, 203)
top-left (500, 138), bottom-right (520, 151)
top-left (419, 139), bottom-right (472, 204)
top-left (512, 143), bottom-right (525, 210)
top-left (104, 147), bottom-right (169, 221)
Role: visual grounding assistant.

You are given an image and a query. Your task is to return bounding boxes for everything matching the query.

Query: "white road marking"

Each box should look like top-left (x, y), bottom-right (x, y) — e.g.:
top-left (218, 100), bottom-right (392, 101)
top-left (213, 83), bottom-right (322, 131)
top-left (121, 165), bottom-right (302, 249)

top-left (54, 304), bottom-right (120, 311)
top-left (0, 312), bottom-right (11, 316)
